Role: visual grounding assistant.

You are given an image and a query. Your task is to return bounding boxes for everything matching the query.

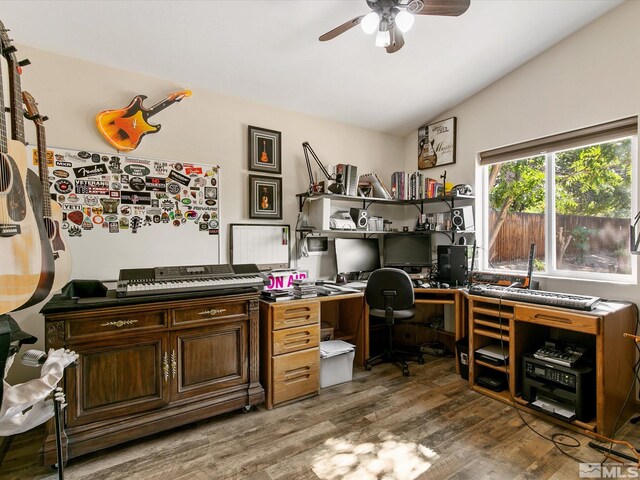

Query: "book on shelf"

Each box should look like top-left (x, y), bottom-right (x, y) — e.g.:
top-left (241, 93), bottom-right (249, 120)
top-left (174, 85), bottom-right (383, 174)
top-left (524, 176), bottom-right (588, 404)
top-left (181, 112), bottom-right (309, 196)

top-left (359, 173), bottom-right (392, 199)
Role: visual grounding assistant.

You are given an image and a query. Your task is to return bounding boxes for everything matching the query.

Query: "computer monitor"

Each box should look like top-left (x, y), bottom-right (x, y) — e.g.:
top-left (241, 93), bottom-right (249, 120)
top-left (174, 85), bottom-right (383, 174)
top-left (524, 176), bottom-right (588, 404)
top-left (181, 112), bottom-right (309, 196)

top-left (383, 234), bottom-right (432, 271)
top-left (334, 238), bottom-right (380, 277)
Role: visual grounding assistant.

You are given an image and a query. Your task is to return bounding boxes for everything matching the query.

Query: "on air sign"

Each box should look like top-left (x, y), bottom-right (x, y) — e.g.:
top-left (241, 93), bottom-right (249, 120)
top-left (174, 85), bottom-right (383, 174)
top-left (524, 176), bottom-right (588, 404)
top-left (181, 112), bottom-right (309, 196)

top-left (264, 270), bottom-right (308, 290)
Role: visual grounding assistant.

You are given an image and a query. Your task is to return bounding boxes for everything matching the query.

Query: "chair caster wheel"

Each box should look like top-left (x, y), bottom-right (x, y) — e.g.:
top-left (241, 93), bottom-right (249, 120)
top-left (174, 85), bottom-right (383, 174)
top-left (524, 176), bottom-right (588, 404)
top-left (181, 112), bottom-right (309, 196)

top-left (365, 364), bottom-right (372, 371)
top-left (242, 405), bottom-right (252, 413)
top-left (418, 356), bottom-right (425, 365)
top-left (403, 368), bottom-right (409, 377)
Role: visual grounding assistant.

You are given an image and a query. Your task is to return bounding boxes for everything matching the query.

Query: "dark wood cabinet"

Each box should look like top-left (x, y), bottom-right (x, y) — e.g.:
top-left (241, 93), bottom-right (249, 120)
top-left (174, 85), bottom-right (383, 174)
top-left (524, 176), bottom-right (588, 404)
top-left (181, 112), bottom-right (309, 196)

top-left (41, 291), bottom-right (264, 464)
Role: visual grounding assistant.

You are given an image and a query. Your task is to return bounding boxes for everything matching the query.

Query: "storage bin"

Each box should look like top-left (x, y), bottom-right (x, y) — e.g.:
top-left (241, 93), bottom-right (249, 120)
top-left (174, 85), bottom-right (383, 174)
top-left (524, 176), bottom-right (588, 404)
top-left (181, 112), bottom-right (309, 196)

top-left (320, 340), bottom-right (355, 388)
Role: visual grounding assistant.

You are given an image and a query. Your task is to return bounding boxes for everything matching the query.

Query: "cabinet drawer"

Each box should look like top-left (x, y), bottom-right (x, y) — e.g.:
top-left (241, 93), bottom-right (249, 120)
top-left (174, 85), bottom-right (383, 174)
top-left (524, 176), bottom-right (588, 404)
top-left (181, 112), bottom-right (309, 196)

top-left (272, 302), bottom-right (319, 330)
top-left (273, 324), bottom-right (319, 355)
top-left (272, 348), bottom-right (319, 405)
top-left (172, 301), bottom-right (247, 326)
top-left (515, 305), bottom-right (599, 334)
top-left (67, 310), bottom-right (167, 340)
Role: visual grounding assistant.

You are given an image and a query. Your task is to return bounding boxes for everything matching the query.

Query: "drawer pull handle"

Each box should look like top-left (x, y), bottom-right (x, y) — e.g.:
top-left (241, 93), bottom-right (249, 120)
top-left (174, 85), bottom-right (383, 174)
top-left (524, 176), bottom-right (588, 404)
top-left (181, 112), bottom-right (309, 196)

top-left (283, 317), bottom-right (311, 325)
top-left (533, 314), bottom-right (571, 324)
top-left (162, 352), bottom-right (169, 382)
top-left (171, 350), bottom-right (177, 379)
top-left (284, 366), bottom-right (310, 380)
top-left (101, 319), bottom-right (139, 328)
top-left (284, 340), bottom-right (311, 348)
top-left (198, 308), bottom-right (227, 316)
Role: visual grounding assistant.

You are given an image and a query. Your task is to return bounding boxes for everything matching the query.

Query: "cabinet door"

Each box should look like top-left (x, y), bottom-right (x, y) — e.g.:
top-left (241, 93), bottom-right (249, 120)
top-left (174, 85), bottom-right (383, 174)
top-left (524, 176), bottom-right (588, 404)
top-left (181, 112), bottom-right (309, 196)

top-left (171, 319), bottom-right (248, 402)
top-left (66, 332), bottom-right (170, 428)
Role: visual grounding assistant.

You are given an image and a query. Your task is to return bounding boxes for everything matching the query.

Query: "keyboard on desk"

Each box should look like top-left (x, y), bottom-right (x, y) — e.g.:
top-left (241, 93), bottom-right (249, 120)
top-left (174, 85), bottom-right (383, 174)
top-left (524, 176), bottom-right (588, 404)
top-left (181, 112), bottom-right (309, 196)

top-left (116, 263), bottom-right (268, 298)
top-left (468, 284), bottom-right (601, 311)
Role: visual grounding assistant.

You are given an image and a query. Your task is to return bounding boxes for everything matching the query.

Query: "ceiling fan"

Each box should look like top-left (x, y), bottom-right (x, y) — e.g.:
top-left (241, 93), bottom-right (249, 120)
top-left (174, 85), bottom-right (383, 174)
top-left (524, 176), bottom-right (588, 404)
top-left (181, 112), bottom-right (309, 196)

top-left (319, 0), bottom-right (470, 53)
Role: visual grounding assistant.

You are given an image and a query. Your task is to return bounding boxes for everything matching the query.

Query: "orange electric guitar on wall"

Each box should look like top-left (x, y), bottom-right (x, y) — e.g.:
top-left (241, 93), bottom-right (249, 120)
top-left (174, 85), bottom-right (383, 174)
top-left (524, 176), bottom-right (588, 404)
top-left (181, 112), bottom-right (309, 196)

top-left (96, 90), bottom-right (191, 152)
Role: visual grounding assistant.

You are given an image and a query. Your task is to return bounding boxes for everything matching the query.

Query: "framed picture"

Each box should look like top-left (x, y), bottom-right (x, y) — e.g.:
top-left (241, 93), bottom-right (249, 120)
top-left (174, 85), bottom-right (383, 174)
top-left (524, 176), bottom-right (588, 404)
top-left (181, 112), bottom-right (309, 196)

top-left (248, 125), bottom-right (281, 174)
top-left (249, 175), bottom-right (282, 219)
top-left (418, 116), bottom-right (456, 170)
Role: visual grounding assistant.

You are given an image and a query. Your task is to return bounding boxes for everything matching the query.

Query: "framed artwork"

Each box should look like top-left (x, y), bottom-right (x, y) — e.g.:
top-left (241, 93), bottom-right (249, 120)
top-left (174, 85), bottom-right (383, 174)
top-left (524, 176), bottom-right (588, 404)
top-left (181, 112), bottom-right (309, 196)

top-left (249, 175), bottom-right (282, 219)
top-left (248, 125), bottom-right (281, 174)
top-left (418, 116), bottom-right (456, 170)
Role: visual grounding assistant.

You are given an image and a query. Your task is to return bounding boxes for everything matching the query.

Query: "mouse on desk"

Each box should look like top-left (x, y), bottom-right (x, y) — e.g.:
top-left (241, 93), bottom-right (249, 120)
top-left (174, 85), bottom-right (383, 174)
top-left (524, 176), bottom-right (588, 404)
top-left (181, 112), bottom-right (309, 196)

top-left (412, 279), bottom-right (425, 288)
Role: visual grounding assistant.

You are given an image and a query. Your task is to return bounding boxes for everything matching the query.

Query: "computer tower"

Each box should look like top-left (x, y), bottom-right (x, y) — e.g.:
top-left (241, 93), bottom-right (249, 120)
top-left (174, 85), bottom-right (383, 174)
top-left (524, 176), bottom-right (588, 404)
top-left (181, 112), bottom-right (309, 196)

top-left (436, 245), bottom-right (468, 287)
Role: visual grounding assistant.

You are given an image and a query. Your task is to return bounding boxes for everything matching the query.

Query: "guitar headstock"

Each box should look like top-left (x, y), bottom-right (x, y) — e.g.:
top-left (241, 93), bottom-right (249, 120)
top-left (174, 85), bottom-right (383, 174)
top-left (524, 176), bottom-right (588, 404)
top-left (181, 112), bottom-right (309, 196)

top-left (169, 90), bottom-right (192, 102)
top-left (22, 91), bottom-right (46, 125)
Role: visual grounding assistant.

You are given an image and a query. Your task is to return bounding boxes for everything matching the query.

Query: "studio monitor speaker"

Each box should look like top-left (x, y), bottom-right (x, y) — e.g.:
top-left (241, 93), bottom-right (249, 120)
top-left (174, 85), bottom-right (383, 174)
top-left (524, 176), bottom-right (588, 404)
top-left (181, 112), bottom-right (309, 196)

top-left (349, 207), bottom-right (368, 230)
top-left (451, 206), bottom-right (474, 231)
top-left (436, 245), bottom-right (468, 287)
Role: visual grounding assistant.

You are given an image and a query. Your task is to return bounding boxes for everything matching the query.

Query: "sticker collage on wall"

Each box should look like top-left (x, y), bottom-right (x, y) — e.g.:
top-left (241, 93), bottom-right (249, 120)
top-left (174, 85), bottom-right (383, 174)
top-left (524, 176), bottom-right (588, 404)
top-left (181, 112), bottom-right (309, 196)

top-left (29, 145), bottom-right (221, 237)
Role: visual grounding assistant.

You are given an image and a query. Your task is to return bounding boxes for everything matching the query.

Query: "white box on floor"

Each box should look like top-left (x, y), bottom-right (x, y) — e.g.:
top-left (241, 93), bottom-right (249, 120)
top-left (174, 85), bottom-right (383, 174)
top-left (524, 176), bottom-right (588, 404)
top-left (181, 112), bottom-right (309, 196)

top-left (320, 340), bottom-right (355, 388)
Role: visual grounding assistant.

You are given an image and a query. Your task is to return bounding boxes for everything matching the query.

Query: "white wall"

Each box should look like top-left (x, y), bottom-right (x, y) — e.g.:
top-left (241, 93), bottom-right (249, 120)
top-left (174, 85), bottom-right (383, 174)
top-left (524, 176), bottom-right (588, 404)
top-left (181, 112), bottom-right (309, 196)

top-left (7, 45), bottom-right (404, 383)
top-left (403, 1), bottom-right (640, 305)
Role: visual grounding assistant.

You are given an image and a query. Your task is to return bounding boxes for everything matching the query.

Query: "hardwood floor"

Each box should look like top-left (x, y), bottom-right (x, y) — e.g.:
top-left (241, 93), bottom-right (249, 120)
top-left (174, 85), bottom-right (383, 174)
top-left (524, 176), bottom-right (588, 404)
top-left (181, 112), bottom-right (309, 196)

top-left (1, 356), bottom-right (638, 479)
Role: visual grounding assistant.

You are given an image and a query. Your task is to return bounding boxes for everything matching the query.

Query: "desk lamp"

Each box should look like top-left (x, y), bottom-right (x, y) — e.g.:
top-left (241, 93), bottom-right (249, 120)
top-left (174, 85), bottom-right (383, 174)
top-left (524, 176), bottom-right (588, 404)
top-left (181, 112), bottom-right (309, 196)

top-left (302, 142), bottom-right (345, 195)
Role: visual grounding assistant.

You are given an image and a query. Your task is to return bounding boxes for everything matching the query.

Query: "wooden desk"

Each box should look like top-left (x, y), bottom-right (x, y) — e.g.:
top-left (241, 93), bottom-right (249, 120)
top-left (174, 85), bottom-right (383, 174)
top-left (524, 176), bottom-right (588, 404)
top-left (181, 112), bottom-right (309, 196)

top-left (259, 292), bottom-right (368, 409)
top-left (467, 293), bottom-right (635, 436)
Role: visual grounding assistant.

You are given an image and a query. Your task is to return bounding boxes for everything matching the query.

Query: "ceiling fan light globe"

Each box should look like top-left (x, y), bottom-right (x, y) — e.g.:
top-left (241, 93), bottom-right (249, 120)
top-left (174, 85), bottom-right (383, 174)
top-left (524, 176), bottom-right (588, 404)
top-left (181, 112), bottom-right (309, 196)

top-left (361, 12), bottom-right (380, 34)
top-left (375, 29), bottom-right (391, 48)
top-left (395, 11), bottom-right (414, 33)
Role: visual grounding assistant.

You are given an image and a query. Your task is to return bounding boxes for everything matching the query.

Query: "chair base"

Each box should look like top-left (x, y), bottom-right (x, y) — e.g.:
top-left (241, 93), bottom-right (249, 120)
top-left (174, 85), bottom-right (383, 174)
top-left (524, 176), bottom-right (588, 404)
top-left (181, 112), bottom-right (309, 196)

top-left (365, 346), bottom-right (424, 377)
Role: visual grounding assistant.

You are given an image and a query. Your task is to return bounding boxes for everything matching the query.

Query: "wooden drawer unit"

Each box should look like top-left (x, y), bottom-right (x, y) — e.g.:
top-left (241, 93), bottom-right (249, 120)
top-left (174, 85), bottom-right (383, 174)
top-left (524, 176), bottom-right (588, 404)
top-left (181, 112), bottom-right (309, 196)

top-left (272, 348), bottom-right (319, 405)
top-left (172, 300), bottom-right (247, 326)
top-left (273, 323), bottom-right (319, 355)
top-left (67, 308), bottom-right (167, 341)
top-left (260, 299), bottom-right (320, 409)
top-left (515, 304), bottom-right (599, 335)
top-left (272, 302), bottom-right (319, 330)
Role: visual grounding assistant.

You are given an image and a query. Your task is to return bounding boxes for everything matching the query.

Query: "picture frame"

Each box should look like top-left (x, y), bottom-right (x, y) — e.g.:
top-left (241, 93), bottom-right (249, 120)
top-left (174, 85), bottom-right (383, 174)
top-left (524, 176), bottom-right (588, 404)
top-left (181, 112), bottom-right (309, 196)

top-left (249, 174), bottom-right (282, 219)
top-left (248, 125), bottom-right (281, 174)
top-left (418, 116), bottom-right (456, 170)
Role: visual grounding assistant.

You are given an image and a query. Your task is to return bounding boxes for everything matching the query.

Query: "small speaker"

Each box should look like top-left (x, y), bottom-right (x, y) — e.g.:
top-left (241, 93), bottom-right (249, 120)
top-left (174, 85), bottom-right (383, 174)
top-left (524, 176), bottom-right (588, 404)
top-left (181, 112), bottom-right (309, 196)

top-left (349, 207), bottom-right (368, 230)
top-left (436, 245), bottom-right (468, 287)
top-left (451, 206), bottom-right (474, 231)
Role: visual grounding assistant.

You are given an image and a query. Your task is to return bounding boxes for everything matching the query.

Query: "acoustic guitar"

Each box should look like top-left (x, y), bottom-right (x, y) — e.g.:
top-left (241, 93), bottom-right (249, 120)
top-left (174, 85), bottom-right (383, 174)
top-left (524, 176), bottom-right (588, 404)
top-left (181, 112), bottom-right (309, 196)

top-left (260, 140), bottom-right (268, 163)
top-left (0, 40), bottom-right (42, 314)
top-left (23, 91), bottom-right (72, 293)
top-left (96, 90), bottom-right (192, 152)
top-left (1, 25), bottom-right (56, 309)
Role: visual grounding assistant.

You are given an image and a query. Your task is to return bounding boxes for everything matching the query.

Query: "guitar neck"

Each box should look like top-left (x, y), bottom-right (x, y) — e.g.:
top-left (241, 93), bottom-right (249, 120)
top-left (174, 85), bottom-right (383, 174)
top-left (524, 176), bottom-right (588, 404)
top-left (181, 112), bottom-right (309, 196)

top-left (0, 60), bottom-right (7, 156)
top-left (147, 97), bottom-right (179, 117)
top-left (35, 123), bottom-right (52, 217)
top-left (7, 58), bottom-right (25, 144)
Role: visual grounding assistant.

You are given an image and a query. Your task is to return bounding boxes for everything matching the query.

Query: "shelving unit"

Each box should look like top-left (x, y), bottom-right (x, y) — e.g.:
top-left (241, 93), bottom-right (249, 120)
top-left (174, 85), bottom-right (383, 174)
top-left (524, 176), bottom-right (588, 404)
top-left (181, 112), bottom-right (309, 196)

top-left (295, 191), bottom-right (474, 242)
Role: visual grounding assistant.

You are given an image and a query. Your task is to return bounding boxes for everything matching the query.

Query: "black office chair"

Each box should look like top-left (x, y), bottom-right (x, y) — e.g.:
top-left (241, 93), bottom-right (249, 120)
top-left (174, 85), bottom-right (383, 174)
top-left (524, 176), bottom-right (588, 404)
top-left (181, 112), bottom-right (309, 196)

top-left (364, 268), bottom-right (423, 376)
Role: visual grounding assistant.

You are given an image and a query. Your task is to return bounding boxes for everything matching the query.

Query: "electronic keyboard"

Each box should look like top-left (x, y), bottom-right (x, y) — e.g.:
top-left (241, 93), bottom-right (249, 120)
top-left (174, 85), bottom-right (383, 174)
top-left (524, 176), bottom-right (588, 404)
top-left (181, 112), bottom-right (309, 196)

top-left (116, 264), bottom-right (268, 298)
top-left (468, 284), bottom-right (601, 311)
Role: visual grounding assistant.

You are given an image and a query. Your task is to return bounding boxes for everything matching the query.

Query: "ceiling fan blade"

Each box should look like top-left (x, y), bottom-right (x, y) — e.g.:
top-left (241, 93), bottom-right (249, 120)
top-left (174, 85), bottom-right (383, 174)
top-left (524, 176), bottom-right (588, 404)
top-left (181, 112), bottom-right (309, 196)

top-left (319, 15), bottom-right (365, 41)
top-left (386, 26), bottom-right (405, 53)
top-left (413, 0), bottom-right (470, 16)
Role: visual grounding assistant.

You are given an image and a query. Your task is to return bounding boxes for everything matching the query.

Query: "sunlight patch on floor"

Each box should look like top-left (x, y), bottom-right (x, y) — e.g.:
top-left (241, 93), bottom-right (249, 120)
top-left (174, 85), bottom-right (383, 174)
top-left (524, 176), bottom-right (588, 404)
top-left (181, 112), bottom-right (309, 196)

top-left (311, 433), bottom-right (438, 480)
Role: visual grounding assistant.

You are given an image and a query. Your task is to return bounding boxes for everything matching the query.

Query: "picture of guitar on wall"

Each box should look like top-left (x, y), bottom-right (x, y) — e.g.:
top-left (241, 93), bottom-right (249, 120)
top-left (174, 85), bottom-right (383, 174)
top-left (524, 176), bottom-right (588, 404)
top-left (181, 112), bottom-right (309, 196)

top-left (248, 125), bottom-right (281, 174)
top-left (96, 90), bottom-right (192, 152)
top-left (1, 22), bottom-right (56, 311)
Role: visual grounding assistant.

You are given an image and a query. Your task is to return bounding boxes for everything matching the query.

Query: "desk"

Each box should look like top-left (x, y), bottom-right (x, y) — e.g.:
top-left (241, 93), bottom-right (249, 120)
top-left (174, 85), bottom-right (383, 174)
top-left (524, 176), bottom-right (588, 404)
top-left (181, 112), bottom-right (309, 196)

top-left (259, 292), bottom-right (368, 409)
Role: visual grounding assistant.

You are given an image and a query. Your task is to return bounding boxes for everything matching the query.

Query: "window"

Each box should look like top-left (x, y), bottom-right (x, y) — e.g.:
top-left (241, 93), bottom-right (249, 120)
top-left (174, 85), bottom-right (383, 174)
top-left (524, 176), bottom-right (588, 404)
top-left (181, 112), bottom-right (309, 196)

top-left (480, 117), bottom-right (637, 281)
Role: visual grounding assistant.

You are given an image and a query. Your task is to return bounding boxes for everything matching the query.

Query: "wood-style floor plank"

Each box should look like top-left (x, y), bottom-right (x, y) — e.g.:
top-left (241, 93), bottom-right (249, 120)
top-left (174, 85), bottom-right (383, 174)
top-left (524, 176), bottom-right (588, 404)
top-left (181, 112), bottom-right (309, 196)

top-left (1, 356), bottom-right (636, 480)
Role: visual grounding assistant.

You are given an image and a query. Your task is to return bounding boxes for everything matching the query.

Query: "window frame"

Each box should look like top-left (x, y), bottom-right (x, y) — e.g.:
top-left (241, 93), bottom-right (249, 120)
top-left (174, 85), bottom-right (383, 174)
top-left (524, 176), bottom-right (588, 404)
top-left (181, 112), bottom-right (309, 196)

top-left (479, 118), bottom-right (638, 284)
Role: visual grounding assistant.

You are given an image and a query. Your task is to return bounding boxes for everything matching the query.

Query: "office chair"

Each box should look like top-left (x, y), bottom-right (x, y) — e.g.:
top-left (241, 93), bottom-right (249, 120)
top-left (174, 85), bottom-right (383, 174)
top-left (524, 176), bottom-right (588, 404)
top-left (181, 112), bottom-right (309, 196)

top-left (364, 268), bottom-right (423, 376)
